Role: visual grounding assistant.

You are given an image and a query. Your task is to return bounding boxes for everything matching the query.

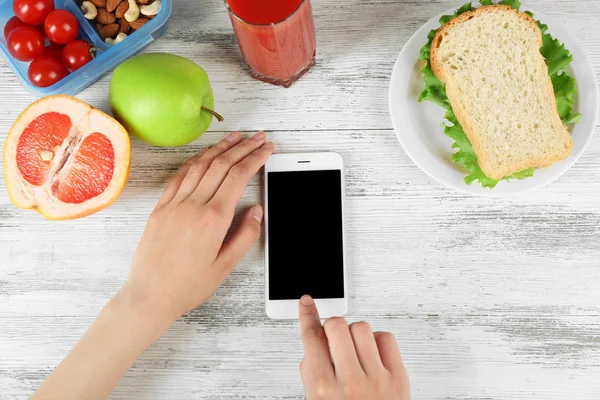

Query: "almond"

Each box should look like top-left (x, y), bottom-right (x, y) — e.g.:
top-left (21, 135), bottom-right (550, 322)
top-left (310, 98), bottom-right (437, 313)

top-left (130, 17), bottom-right (150, 30)
top-left (98, 23), bottom-right (120, 39)
top-left (106, 0), bottom-right (122, 13)
top-left (96, 9), bottom-right (116, 24)
top-left (115, 1), bottom-right (129, 19)
top-left (136, 0), bottom-right (152, 4)
top-left (118, 18), bottom-right (131, 34)
top-left (90, 0), bottom-right (107, 8)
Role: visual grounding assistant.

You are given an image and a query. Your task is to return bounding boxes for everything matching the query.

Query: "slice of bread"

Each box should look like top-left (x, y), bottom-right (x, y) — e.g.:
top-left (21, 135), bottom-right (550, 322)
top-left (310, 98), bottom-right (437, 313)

top-left (430, 5), bottom-right (572, 180)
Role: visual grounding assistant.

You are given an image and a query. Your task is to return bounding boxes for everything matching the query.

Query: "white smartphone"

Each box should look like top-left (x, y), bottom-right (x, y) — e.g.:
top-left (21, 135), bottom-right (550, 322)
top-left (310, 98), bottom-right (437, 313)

top-left (264, 152), bottom-right (348, 320)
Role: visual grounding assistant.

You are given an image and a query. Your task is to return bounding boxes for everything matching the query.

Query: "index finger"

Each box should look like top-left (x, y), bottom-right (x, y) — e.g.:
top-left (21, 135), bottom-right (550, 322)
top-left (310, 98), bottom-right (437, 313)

top-left (299, 295), bottom-right (335, 380)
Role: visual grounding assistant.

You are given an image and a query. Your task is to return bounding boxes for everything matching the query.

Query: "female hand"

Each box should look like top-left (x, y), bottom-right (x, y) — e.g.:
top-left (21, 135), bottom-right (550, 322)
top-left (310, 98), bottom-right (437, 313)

top-left (125, 131), bottom-right (274, 326)
top-left (299, 296), bottom-right (410, 400)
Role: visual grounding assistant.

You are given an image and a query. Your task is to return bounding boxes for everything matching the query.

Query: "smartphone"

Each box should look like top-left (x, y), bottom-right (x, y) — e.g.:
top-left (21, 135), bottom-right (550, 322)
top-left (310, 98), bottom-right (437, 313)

top-left (264, 152), bottom-right (348, 319)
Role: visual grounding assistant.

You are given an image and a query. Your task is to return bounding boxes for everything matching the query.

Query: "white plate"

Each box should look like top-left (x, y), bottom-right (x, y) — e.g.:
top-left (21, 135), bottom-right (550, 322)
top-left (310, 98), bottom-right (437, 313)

top-left (388, 6), bottom-right (599, 197)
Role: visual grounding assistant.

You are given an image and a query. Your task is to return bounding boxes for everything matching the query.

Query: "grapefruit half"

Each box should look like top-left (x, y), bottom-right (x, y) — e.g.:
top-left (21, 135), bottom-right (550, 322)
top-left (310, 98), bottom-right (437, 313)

top-left (3, 95), bottom-right (131, 220)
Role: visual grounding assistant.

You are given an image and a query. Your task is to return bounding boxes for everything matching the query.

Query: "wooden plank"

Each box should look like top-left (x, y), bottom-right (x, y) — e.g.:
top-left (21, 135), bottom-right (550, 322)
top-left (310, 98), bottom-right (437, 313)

top-left (2, 130), bottom-right (600, 399)
top-left (1, 1), bottom-right (599, 132)
top-left (1, 0), bottom-right (600, 398)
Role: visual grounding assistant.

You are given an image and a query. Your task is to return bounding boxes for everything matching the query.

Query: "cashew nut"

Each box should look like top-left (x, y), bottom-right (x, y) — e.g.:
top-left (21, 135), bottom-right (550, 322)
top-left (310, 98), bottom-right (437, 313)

top-left (105, 33), bottom-right (128, 45)
top-left (81, 1), bottom-right (98, 20)
top-left (124, 0), bottom-right (140, 22)
top-left (140, 0), bottom-right (162, 16)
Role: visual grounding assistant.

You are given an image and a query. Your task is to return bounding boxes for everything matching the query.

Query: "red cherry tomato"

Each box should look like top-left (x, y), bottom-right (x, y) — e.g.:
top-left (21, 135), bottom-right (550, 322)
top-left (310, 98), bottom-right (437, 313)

top-left (34, 24), bottom-right (47, 36)
top-left (42, 43), bottom-right (65, 62)
top-left (3, 15), bottom-right (46, 40)
top-left (13, 0), bottom-right (55, 26)
top-left (4, 16), bottom-right (25, 39)
top-left (28, 56), bottom-right (68, 87)
top-left (62, 40), bottom-right (96, 71)
top-left (44, 10), bottom-right (79, 44)
top-left (7, 20), bottom-right (48, 38)
top-left (7, 26), bottom-right (45, 62)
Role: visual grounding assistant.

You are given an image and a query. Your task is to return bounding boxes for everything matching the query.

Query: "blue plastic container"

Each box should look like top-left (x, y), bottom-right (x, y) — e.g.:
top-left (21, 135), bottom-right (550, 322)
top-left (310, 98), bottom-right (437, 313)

top-left (0, 0), bottom-right (171, 96)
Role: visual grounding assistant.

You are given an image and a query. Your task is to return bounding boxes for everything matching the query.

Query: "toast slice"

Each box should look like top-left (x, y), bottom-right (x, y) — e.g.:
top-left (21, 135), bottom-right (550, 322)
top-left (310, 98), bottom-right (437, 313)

top-left (430, 5), bottom-right (572, 180)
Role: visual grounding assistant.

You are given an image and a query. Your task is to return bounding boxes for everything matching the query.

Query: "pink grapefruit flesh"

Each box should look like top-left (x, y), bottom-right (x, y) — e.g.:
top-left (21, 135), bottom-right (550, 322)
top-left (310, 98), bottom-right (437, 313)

top-left (55, 133), bottom-right (116, 204)
top-left (16, 112), bottom-right (71, 186)
top-left (4, 95), bottom-right (131, 220)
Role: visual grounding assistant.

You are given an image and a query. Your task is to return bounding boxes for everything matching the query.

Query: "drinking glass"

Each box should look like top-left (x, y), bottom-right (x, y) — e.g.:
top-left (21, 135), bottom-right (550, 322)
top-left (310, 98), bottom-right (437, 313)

top-left (225, 0), bottom-right (317, 87)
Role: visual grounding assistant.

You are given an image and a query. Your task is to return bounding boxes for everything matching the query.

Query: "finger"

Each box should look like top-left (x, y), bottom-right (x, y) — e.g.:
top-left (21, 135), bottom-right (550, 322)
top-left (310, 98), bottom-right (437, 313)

top-left (298, 295), bottom-right (335, 381)
top-left (214, 205), bottom-right (263, 274)
top-left (323, 317), bottom-right (363, 378)
top-left (156, 149), bottom-right (208, 208)
top-left (373, 332), bottom-right (405, 375)
top-left (349, 322), bottom-right (384, 375)
top-left (172, 131), bottom-right (241, 203)
top-left (209, 142), bottom-right (274, 212)
top-left (190, 131), bottom-right (267, 204)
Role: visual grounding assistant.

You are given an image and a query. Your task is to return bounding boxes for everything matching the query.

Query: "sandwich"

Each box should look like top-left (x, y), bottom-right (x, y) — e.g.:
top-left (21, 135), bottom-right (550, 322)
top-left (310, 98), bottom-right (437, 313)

top-left (419, 0), bottom-right (581, 188)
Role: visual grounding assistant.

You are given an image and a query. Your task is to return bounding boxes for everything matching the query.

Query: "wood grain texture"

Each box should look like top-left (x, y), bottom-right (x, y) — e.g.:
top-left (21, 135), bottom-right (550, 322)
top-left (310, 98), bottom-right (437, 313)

top-left (1, 0), bottom-right (600, 399)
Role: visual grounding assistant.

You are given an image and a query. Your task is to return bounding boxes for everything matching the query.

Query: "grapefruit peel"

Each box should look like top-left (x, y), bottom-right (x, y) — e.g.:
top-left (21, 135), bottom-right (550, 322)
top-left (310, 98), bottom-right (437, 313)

top-left (3, 95), bottom-right (131, 220)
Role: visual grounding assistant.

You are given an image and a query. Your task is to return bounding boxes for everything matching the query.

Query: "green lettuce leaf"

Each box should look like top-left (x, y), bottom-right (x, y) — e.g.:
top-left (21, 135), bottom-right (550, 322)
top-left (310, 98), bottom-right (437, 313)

top-left (418, 0), bottom-right (580, 188)
top-left (534, 19), bottom-right (582, 123)
top-left (482, 0), bottom-right (522, 7)
top-left (553, 72), bottom-right (582, 123)
top-left (498, 0), bottom-right (522, 8)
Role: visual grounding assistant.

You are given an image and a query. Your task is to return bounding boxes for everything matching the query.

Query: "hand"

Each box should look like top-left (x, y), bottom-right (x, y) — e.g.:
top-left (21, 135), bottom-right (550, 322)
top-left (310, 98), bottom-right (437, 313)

top-left (31, 132), bottom-right (273, 400)
top-left (298, 296), bottom-right (410, 400)
top-left (124, 131), bottom-right (274, 325)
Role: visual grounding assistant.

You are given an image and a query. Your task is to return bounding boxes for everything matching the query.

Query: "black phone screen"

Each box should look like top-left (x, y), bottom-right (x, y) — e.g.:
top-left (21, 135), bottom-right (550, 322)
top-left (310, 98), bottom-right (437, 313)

top-left (267, 169), bottom-right (345, 300)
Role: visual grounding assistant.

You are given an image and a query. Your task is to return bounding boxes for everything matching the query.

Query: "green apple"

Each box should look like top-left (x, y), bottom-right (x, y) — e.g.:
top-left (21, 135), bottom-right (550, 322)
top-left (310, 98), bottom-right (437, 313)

top-left (109, 53), bottom-right (223, 147)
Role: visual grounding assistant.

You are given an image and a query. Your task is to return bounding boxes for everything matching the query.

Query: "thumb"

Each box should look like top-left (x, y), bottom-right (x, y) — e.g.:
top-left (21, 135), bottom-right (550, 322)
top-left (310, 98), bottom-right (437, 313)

top-left (215, 205), bottom-right (263, 274)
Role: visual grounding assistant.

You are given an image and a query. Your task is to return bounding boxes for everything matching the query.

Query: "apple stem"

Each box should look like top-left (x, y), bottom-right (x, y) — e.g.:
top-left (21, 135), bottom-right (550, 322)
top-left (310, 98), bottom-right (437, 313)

top-left (201, 107), bottom-right (224, 122)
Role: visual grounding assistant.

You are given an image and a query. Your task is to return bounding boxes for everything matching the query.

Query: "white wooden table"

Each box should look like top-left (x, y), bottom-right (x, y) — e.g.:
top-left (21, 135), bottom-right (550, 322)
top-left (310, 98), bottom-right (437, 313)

top-left (2, 0), bottom-right (600, 399)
